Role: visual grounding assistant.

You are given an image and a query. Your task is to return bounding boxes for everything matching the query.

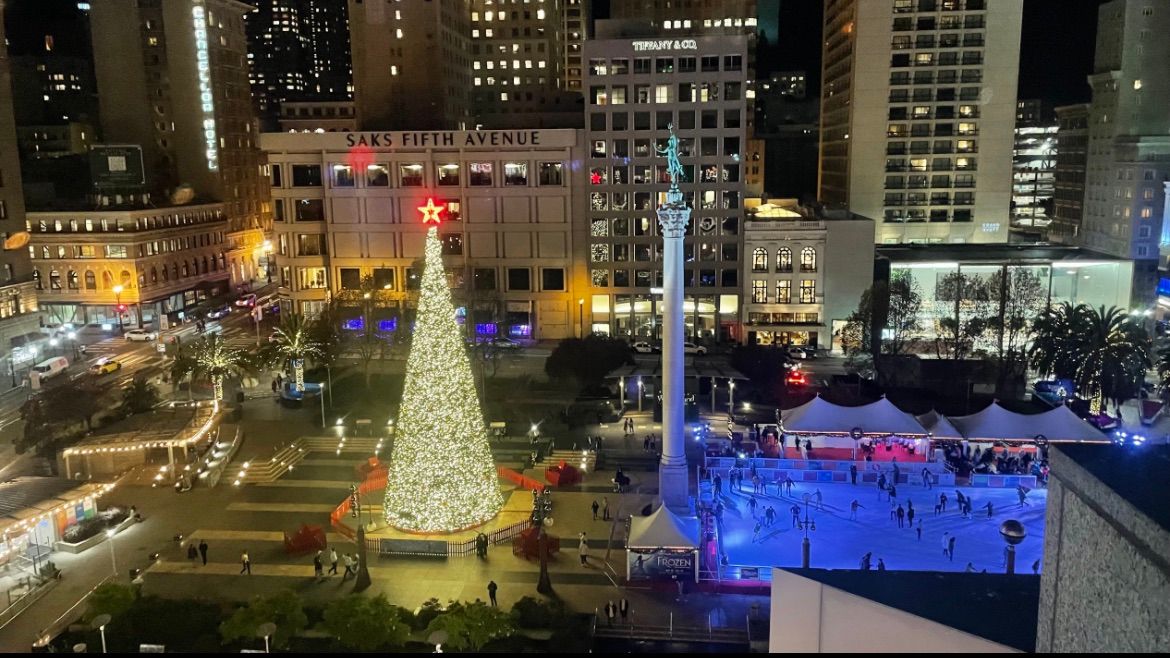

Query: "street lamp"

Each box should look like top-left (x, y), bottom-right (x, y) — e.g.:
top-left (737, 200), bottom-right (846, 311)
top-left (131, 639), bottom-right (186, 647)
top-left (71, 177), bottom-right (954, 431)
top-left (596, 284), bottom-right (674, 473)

top-left (728, 380), bottom-right (736, 416)
top-left (637, 378), bottom-right (644, 412)
top-left (319, 383), bottom-right (327, 428)
top-left (106, 528), bottom-right (118, 577)
top-left (90, 613), bottom-right (112, 654)
top-left (112, 285), bottom-right (125, 334)
top-left (577, 298), bottom-right (584, 338)
top-left (533, 489), bottom-right (553, 594)
top-left (67, 331), bottom-right (79, 359)
top-left (257, 622), bottom-right (276, 654)
top-left (798, 494), bottom-right (816, 568)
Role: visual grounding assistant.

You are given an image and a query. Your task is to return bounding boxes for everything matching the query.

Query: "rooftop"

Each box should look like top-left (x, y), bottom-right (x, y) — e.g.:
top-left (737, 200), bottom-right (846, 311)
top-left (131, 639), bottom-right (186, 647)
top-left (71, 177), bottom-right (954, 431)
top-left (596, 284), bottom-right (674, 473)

top-left (780, 568), bottom-right (1040, 652)
top-left (1055, 444), bottom-right (1170, 534)
top-left (0, 477), bottom-right (79, 518)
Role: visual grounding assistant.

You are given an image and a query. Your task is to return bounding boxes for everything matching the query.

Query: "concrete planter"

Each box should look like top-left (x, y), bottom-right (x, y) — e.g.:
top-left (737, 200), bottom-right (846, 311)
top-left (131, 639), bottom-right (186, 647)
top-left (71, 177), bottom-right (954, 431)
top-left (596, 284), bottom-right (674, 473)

top-left (54, 515), bottom-right (135, 554)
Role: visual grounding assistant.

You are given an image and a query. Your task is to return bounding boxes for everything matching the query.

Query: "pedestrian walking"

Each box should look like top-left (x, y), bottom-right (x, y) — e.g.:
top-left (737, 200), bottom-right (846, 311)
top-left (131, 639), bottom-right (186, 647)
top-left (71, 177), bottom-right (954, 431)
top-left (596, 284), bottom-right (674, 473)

top-left (753, 521), bottom-right (762, 542)
top-left (785, 476), bottom-right (795, 496)
top-left (748, 496), bottom-right (758, 517)
top-left (329, 548), bottom-right (339, 575)
top-left (934, 502), bottom-right (942, 515)
top-left (896, 505), bottom-right (905, 528)
top-left (859, 552), bottom-right (872, 570)
top-left (1017, 485), bottom-right (1030, 507)
top-left (984, 501), bottom-right (994, 518)
top-left (850, 499), bottom-right (863, 520)
top-left (850, 463), bottom-right (858, 485)
top-left (342, 553), bottom-right (356, 579)
top-left (889, 484), bottom-right (897, 501)
top-left (186, 542), bottom-right (198, 563)
top-left (922, 467), bottom-right (933, 490)
top-left (765, 506), bottom-right (775, 526)
top-left (942, 532), bottom-right (951, 559)
top-left (579, 536), bottom-right (589, 566)
top-left (916, 520), bottom-right (922, 541)
top-left (889, 500), bottom-right (897, 521)
top-left (947, 535), bottom-right (956, 562)
top-left (619, 598), bottom-right (629, 623)
top-left (487, 580), bottom-right (498, 607)
top-left (643, 436), bottom-right (649, 451)
top-left (714, 473), bottom-right (722, 493)
top-left (877, 558), bottom-right (886, 571)
top-left (940, 492), bottom-right (948, 512)
top-left (1032, 559), bottom-right (1041, 575)
top-left (240, 551), bottom-right (251, 575)
top-left (790, 504), bottom-right (801, 528)
top-left (602, 496), bottom-right (611, 521)
top-left (198, 539), bottom-right (208, 566)
top-left (605, 601), bottom-right (617, 627)
top-left (814, 489), bottom-right (823, 510)
top-left (907, 505), bottom-right (915, 528)
top-left (965, 562), bottom-right (976, 573)
top-left (313, 550), bottom-right (324, 578)
top-left (591, 499), bottom-right (599, 520)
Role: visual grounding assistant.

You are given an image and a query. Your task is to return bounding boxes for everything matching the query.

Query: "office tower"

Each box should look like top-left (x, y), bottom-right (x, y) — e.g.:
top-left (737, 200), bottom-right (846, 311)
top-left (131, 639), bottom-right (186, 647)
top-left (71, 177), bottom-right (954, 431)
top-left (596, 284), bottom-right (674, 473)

top-left (468, 0), bottom-right (581, 129)
top-left (1078, 0), bottom-right (1170, 302)
top-left (1050, 103), bottom-right (1090, 242)
top-left (0, 0), bottom-right (46, 364)
top-left (243, 0), bottom-right (352, 130)
top-left (90, 0), bottom-right (272, 286)
top-left (1011, 99), bottom-right (1057, 230)
top-left (581, 30), bottom-right (751, 341)
top-left (563, 0), bottom-right (587, 92)
top-left (347, 0), bottom-right (472, 130)
top-left (819, 0), bottom-right (1022, 244)
top-left (607, 0), bottom-right (758, 35)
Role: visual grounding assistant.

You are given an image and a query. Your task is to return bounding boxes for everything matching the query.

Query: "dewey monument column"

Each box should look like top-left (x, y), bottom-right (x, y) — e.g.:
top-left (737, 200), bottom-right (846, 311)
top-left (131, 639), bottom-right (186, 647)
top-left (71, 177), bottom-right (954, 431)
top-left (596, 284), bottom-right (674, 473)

top-left (656, 126), bottom-right (690, 510)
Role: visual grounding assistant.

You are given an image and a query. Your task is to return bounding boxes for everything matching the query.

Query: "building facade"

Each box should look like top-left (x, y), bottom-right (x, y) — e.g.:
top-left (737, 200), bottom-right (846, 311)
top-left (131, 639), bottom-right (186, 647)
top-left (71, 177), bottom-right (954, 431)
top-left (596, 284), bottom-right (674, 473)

top-left (261, 129), bottom-right (586, 340)
top-left (607, 0), bottom-right (759, 35)
top-left (582, 33), bottom-right (751, 342)
top-left (819, 0), bottom-right (1022, 244)
top-left (277, 100), bottom-right (357, 133)
top-left (1076, 0), bottom-right (1170, 304)
top-left (1050, 103), bottom-right (1090, 242)
top-left (27, 203), bottom-right (231, 328)
top-left (0, 0), bottom-right (44, 379)
top-left (347, 0), bottom-right (472, 130)
top-left (1011, 111), bottom-right (1057, 230)
top-left (89, 0), bottom-right (272, 288)
top-left (741, 201), bottom-right (873, 350)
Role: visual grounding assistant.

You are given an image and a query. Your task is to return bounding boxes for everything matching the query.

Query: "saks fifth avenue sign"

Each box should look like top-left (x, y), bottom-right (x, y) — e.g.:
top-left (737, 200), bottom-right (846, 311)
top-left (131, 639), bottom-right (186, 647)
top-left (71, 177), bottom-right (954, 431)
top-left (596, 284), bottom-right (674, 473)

top-left (343, 130), bottom-right (569, 149)
top-left (632, 39), bottom-right (699, 52)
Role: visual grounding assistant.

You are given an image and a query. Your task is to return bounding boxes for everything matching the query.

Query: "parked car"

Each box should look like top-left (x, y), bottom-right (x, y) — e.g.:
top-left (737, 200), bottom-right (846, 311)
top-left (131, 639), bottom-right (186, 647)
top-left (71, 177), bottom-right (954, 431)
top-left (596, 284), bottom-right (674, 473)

top-left (124, 328), bottom-right (158, 342)
top-left (235, 293), bottom-right (258, 308)
top-left (786, 345), bottom-right (808, 360)
top-left (682, 342), bottom-right (707, 355)
top-left (491, 337), bottom-right (521, 350)
top-left (31, 356), bottom-right (69, 380)
top-left (631, 340), bottom-right (654, 354)
top-left (206, 304), bottom-right (232, 320)
top-left (39, 323), bottom-right (75, 338)
top-left (89, 359), bottom-right (122, 375)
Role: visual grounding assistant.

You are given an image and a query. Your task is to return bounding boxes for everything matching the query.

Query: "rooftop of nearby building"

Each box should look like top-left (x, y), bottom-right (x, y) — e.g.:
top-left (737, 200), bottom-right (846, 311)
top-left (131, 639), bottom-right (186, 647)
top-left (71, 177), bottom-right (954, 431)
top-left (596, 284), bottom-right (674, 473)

top-left (1055, 444), bottom-right (1170, 534)
top-left (746, 199), bottom-right (873, 223)
top-left (0, 477), bottom-right (80, 518)
top-left (876, 242), bottom-right (1130, 264)
top-left (779, 568), bottom-right (1040, 652)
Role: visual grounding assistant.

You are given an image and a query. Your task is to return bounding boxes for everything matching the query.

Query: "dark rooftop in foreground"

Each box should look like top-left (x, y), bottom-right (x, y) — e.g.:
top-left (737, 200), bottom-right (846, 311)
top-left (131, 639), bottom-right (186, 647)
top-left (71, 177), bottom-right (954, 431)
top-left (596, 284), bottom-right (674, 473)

top-left (780, 568), bottom-right (1040, 652)
top-left (876, 242), bottom-right (1128, 264)
top-left (0, 477), bottom-right (78, 517)
top-left (1055, 444), bottom-right (1170, 534)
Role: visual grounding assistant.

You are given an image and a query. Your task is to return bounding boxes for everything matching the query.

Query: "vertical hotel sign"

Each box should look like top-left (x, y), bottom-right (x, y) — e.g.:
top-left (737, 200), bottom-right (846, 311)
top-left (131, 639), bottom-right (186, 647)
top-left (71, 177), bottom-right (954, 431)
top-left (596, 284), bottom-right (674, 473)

top-left (192, 2), bottom-right (218, 171)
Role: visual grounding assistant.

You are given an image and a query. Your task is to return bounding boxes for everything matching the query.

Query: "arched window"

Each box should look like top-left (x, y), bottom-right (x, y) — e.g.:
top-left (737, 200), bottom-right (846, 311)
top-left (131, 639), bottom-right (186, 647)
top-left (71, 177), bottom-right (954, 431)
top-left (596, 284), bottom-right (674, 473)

top-left (162, 265), bottom-right (169, 282)
top-left (67, 270), bottom-right (78, 290)
top-left (776, 247), bottom-right (792, 272)
top-left (182, 262), bottom-right (189, 277)
top-left (84, 271), bottom-right (96, 290)
top-left (751, 247), bottom-right (767, 272)
top-left (150, 267), bottom-right (158, 283)
top-left (800, 247), bottom-right (817, 272)
top-left (120, 270), bottom-right (132, 287)
top-left (32, 269), bottom-right (41, 290)
top-left (171, 263), bottom-right (179, 280)
top-left (49, 270), bottom-right (61, 290)
top-left (101, 270), bottom-right (113, 289)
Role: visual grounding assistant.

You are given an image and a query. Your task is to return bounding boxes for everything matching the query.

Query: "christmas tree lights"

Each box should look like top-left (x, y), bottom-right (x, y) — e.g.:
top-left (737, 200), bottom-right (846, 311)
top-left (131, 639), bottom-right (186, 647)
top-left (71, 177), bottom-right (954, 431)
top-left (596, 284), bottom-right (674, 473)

top-left (384, 226), bottom-right (503, 533)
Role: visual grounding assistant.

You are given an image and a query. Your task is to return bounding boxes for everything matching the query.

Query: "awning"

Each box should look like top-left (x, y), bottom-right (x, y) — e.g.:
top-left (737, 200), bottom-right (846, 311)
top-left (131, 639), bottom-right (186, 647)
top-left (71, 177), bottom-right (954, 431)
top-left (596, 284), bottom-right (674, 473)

top-left (948, 402), bottom-right (1109, 443)
top-left (916, 410), bottom-right (964, 440)
top-left (780, 394), bottom-right (930, 437)
top-left (628, 505), bottom-right (699, 549)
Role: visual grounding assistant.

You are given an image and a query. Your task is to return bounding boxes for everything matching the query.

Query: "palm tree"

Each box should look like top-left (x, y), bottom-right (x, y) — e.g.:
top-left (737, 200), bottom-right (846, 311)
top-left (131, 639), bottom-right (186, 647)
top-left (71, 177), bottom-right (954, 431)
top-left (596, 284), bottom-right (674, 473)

top-left (193, 334), bottom-right (245, 402)
top-left (1031, 304), bottom-right (1150, 414)
top-left (269, 313), bottom-right (321, 392)
top-left (170, 347), bottom-right (199, 401)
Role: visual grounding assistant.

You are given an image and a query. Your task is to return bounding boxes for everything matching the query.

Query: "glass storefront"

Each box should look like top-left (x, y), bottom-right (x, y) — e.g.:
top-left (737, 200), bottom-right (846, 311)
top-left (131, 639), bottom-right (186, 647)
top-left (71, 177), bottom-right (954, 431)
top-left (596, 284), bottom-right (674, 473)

top-left (594, 294), bottom-right (737, 342)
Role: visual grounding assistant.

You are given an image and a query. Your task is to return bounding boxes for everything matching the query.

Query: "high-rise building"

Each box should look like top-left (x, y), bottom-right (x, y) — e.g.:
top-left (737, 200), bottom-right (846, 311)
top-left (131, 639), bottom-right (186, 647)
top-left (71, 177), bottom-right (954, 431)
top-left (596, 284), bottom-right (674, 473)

top-left (242, 0), bottom-right (352, 130)
top-left (818, 0), bottom-right (1022, 245)
top-left (467, 0), bottom-right (582, 129)
top-left (347, 0), bottom-right (472, 130)
top-left (90, 0), bottom-right (272, 286)
top-left (0, 0), bottom-right (47, 371)
top-left (1077, 0), bottom-right (1170, 303)
top-left (1011, 99), bottom-right (1056, 230)
top-left (562, 0), bottom-right (587, 92)
top-left (1050, 103), bottom-right (1090, 242)
top-left (607, 0), bottom-right (759, 35)
top-left (581, 28), bottom-right (751, 341)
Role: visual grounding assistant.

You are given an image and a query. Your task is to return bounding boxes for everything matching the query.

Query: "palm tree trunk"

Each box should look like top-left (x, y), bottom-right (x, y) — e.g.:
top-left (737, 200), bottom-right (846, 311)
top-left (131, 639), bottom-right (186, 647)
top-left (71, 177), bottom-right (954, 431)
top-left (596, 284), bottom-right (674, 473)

top-left (213, 376), bottom-right (223, 402)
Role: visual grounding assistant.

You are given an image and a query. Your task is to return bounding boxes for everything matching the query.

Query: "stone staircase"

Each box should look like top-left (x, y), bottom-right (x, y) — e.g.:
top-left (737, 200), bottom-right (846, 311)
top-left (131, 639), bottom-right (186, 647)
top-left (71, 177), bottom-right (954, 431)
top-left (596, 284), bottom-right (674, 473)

top-left (236, 436), bottom-right (385, 484)
top-left (547, 449), bottom-right (597, 473)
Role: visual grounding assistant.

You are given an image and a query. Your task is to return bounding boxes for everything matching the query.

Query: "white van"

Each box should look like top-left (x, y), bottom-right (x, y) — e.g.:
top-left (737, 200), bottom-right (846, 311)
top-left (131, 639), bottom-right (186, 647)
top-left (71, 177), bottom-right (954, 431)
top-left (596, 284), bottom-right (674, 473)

top-left (31, 356), bottom-right (69, 381)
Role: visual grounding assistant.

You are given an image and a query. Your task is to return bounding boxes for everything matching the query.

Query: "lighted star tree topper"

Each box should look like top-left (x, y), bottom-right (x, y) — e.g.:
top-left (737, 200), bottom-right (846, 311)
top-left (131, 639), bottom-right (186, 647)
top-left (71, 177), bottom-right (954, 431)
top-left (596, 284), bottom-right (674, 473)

top-left (383, 206), bottom-right (502, 533)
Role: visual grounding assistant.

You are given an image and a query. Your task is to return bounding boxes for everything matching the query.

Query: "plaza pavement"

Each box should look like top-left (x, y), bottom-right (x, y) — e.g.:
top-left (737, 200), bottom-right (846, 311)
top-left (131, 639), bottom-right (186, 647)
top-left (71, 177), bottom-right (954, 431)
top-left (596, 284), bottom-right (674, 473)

top-left (0, 398), bottom-right (765, 652)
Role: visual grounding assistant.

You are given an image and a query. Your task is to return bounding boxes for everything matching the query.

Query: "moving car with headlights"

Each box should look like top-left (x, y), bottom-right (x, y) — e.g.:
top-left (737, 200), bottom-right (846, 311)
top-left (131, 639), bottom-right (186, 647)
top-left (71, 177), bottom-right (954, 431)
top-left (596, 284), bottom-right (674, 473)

top-left (89, 358), bottom-right (122, 375)
top-left (124, 328), bottom-right (158, 341)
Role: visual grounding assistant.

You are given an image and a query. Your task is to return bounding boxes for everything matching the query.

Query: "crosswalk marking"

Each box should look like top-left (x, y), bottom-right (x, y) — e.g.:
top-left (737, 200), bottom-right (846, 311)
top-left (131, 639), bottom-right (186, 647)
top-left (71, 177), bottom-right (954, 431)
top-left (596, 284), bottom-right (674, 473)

top-left (225, 502), bottom-right (343, 514)
top-left (254, 479), bottom-right (354, 490)
top-left (186, 529), bottom-right (353, 544)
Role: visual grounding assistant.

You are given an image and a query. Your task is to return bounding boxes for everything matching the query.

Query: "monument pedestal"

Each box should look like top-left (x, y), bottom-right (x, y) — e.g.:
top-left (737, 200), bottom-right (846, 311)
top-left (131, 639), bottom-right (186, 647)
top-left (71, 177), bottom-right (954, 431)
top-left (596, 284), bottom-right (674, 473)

top-left (659, 458), bottom-right (690, 513)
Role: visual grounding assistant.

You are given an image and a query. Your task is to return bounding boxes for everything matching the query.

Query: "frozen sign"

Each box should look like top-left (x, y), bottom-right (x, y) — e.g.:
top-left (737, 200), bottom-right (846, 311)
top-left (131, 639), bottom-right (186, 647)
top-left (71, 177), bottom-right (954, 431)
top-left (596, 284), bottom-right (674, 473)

top-left (192, 4), bottom-right (218, 171)
top-left (631, 39), bottom-right (699, 52)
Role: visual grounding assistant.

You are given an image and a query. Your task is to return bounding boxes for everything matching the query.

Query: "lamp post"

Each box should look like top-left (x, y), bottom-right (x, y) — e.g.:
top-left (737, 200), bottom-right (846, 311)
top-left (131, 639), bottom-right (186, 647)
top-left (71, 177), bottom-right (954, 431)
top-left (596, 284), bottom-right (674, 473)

top-left (67, 331), bottom-right (79, 360)
top-left (728, 380), bottom-right (736, 416)
top-left (533, 489), bottom-right (553, 594)
top-left (106, 528), bottom-right (118, 577)
top-left (91, 614), bottom-right (111, 654)
top-left (637, 378), bottom-right (644, 412)
top-left (257, 622), bottom-right (276, 654)
top-left (112, 285), bottom-right (124, 334)
top-left (319, 383), bottom-right (327, 428)
top-left (577, 298), bottom-right (584, 338)
top-left (798, 494), bottom-right (816, 568)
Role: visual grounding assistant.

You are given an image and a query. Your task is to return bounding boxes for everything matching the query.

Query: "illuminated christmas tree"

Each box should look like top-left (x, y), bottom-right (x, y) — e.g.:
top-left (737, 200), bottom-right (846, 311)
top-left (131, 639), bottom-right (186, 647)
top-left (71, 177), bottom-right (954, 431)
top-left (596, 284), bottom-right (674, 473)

top-left (384, 210), bottom-right (502, 533)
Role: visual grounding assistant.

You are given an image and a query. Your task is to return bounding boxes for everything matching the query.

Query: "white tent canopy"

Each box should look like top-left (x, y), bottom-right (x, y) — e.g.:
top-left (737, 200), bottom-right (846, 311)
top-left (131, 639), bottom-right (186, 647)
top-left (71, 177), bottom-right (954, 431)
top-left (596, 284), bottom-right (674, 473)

top-left (947, 401), bottom-right (1108, 443)
top-left (628, 505), bottom-right (699, 549)
top-left (916, 411), bottom-right (964, 440)
top-left (781, 395), bottom-right (929, 437)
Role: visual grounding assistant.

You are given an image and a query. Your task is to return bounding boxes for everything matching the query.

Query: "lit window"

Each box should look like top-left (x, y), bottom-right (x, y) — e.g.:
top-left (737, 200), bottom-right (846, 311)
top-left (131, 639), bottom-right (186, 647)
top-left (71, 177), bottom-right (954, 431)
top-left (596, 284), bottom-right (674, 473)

top-left (485, 29), bottom-right (493, 37)
top-left (1134, 79), bottom-right (1143, 90)
top-left (537, 9), bottom-right (545, 19)
top-left (1142, 207), bottom-right (1153, 218)
top-left (472, 29), bottom-right (480, 38)
top-left (474, 77), bottom-right (482, 86)
top-left (500, 92), bottom-right (508, 101)
top-left (473, 61), bottom-right (481, 70)
top-left (396, 28), bottom-right (403, 39)
top-left (391, 65), bottom-right (398, 75)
